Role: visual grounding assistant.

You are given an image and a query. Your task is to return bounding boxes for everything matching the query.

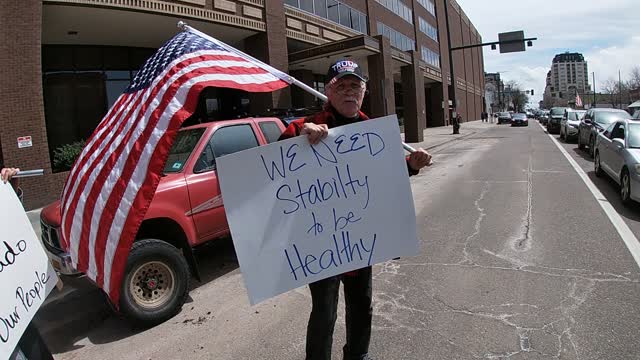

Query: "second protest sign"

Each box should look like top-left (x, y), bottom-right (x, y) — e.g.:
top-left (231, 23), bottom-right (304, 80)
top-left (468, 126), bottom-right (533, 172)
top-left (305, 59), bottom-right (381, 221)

top-left (217, 115), bottom-right (419, 304)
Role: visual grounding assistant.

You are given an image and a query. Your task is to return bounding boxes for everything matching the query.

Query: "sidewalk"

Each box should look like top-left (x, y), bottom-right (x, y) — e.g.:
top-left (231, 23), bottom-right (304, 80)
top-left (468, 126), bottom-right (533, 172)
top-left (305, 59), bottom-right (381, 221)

top-left (401, 120), bottom-right (492, 150)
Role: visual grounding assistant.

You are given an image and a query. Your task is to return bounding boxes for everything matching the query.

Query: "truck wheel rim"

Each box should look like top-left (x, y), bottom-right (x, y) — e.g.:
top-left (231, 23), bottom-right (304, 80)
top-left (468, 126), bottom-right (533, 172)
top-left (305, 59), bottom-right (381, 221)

top-left (130, 261), bottom-right (175, 309)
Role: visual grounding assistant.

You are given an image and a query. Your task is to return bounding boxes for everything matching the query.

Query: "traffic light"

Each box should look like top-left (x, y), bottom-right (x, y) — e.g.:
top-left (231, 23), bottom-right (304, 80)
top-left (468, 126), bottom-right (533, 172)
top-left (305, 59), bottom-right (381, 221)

top-left (531, 89), bottom-right (534, 96)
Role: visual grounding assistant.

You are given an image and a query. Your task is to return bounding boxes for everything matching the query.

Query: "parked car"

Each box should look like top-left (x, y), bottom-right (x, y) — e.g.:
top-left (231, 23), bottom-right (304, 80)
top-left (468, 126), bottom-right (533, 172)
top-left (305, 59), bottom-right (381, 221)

top-left (560, 109), bottom-right (586, 142)
top-left (511, 113), bottom-right (528, 126)
top-left (497, 112), bottom-right (512, 124)
top-left (594, 119), bottom-right (640, 205)
top-left (546, 107), bottom-right (569, 134)
top-left (540, 110), bottom-right (550, 125)
top-left (40, 116), bottom-right (286, 325)
top-left (578, 108), bottom-right (632, 157)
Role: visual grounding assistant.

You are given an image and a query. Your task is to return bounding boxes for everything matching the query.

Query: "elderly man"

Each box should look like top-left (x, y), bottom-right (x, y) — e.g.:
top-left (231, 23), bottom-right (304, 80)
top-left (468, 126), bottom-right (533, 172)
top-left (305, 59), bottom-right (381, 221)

top-left (279, 60), bottom-right (432, 360)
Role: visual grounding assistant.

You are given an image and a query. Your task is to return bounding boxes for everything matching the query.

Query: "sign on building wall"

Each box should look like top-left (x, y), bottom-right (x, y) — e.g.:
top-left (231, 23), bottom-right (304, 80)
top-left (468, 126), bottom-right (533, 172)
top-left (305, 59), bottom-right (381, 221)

top-left (0, 183), bottom-right (58, 359)
top-left (217, 116), bottom-right (420, 304)
top-left (16, 136), bottom-right (32, 149)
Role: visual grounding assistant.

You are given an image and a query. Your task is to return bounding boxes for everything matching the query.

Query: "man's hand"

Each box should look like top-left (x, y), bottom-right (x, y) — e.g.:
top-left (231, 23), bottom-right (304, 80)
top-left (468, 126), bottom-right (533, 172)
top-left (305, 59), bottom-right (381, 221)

top-left (301, 123), bottom-right (329, 145)
top-left (1, 168), bottom-right (19, 183)
top-left (408, 149), bottom-right (433, 171)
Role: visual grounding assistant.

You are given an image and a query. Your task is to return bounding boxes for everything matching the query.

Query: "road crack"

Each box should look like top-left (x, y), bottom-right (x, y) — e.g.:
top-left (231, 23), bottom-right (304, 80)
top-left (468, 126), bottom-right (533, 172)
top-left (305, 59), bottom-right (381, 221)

top-left (459, 182), bottom-right (491, 265)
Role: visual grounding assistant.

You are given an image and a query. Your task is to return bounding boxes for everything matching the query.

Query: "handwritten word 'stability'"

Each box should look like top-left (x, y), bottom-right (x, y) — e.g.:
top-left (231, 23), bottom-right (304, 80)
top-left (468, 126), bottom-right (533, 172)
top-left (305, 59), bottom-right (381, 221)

top-left (261, 132), bottom-right (385, 215)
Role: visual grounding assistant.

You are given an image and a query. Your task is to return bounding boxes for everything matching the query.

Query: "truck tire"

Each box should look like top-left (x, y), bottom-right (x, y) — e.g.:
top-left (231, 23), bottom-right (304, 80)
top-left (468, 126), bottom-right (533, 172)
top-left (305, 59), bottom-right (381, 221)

top-left (120, 239), bottom-right (190, 327)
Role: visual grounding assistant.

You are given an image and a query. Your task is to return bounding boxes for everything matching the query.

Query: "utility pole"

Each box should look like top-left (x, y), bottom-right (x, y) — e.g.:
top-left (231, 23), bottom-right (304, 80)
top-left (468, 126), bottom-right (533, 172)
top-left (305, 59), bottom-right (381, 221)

top-left (592, 72), bottom-right (596, 108)
top-left (443, 0), bottom-right (456, 121)
top-left (619, 69), bottom-right (623, 109)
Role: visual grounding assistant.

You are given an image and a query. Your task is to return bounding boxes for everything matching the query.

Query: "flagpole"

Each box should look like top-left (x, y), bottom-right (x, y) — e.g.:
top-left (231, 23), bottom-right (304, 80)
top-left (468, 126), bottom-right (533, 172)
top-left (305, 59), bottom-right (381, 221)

top-left (14, 169), bottom-right (44, 178)
top-left (177, 22), bottom-right (416, 153)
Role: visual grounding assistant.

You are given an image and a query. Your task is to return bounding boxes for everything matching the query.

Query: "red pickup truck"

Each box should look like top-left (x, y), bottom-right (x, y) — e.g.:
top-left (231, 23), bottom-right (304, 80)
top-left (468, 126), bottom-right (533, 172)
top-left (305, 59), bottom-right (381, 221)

top-left (40, 117), bottom-right (286, 325)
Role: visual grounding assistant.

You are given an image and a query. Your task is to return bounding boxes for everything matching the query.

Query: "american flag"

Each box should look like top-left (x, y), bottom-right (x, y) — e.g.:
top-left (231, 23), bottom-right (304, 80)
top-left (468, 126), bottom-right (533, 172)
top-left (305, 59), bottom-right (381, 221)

top-left (576, 93), bottom-right (583, 108)
top-left (60, 30), bottom-right (289, 304)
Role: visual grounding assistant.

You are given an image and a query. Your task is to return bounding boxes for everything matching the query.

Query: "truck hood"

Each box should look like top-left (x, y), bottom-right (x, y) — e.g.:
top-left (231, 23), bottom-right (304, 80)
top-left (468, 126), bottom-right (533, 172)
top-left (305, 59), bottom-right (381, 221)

top-left (41, 200), bottom-right (62, 227)
top-left (40, 172), bottom-right (186, 228)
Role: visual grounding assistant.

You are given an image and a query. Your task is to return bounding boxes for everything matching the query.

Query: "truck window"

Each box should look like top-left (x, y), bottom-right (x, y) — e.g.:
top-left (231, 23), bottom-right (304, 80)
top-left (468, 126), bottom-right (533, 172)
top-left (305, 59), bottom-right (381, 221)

top-left (164, 128), bottom-right (206, 173)
top-left (259, 121), bottom-right (283, 143)
top-left (194, 124), bottom-right (259, 173)
top-left (211, 124), bottom-right (259, 157)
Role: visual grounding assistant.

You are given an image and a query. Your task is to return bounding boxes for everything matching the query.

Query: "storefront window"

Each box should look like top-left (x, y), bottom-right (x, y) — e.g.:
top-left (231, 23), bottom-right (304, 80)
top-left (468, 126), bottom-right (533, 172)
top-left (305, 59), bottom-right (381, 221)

top-left (42, 45), bottom-right (155, 172)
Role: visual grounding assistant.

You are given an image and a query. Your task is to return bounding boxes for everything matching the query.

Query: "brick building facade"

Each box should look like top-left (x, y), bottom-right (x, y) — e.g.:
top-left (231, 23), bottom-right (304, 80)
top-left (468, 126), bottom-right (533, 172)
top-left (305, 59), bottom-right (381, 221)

top-left (1, 0), bottom-right (484, 209)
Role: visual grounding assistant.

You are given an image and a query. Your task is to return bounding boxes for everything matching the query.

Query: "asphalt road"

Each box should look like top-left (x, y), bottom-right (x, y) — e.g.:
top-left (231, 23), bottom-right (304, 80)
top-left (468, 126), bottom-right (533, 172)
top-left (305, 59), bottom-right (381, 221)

top-left (37, 121), bottom-right (640, 360)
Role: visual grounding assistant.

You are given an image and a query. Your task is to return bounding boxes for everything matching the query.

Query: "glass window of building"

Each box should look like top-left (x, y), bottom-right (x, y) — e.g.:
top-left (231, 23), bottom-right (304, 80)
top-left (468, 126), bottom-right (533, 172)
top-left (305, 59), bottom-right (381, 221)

top-left (421, 46), bottom-right (441, 68)
top-left (300, 0), bottom-right (314, 12)
top-left (375, 0), bottom-right (413, 24)
top-left (418, 17), bottom-right (438, 42)
top-left (287, 0), bottom-right (367, 34)
top-left (327, 0), bottom-right (339, 22)
top-left (339, 3), bottom-right (351, 27)
top-left (377, 23), bottom-right (415, 51)
top-left (417, 0), bottom-right (436, 16)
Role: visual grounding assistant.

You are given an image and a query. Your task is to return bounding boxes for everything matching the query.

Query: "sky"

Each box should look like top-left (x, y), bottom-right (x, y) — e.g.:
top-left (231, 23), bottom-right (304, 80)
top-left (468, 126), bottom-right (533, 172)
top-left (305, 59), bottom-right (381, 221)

top-left (455, 0), bottom-right (639, 107)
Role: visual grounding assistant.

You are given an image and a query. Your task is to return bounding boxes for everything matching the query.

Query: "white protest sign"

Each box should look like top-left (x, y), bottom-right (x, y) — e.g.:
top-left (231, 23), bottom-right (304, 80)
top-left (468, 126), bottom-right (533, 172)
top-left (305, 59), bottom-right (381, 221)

top-left (0, 183), bottom-right (58, 359)
top-left (217, 115), bottom-right (419, 304)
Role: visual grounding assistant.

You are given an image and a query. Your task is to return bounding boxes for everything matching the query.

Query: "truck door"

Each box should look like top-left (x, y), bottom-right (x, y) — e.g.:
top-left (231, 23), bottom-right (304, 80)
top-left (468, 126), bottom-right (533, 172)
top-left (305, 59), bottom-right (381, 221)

top-left (185, 123), bottom-right (260, 243)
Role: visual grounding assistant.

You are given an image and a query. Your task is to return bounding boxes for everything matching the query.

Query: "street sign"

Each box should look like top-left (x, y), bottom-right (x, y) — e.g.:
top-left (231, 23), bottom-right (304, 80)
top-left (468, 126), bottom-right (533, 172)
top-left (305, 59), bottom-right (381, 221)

top-left (499, 31), bottom-right (525, 54)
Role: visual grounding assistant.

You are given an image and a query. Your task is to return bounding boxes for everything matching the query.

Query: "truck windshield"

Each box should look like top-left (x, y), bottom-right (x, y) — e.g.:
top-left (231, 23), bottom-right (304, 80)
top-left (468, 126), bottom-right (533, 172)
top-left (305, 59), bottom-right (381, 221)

top-left (163, 128), bottom-right (206, 173)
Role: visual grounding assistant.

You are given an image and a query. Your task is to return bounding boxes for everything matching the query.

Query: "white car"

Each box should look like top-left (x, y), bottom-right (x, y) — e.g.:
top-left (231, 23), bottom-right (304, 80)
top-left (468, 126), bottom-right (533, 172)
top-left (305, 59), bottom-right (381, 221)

top-left (594, 117), bottom-right (640, 205)
top-left (560, 109), bottom-right (586, 142)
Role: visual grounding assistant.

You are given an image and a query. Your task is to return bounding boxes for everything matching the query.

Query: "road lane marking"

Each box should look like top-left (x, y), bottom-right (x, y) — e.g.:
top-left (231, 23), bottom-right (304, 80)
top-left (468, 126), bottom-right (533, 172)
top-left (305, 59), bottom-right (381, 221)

top-left (537, 122), bottom-right (640, 269)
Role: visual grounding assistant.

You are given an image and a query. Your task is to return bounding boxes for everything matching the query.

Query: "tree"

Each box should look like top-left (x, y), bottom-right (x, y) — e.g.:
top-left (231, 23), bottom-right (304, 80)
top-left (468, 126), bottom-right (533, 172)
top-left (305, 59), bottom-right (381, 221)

top-left (600, 78), bottom-right (633, 107)
top-left (505, 81), bottom-right (530, 112)
top-left (629, 66), bottom-right (640, 90)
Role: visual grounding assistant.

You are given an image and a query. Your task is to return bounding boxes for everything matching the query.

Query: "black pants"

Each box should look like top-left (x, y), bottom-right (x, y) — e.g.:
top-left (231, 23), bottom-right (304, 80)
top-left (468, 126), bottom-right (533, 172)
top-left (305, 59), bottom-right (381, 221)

top-left (305, 267), bottom-right (372, 360)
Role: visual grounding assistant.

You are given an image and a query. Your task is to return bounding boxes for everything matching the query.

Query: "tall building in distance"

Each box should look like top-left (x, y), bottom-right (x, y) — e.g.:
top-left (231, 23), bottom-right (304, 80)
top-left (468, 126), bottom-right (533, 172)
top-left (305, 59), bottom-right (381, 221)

top-left (546, 52), bottom-right (590, 100)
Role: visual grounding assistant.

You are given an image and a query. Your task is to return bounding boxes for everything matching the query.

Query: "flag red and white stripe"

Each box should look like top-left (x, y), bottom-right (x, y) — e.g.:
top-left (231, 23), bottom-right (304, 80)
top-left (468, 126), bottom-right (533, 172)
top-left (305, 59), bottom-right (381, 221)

top-left (60, 30), bottom-right (289, 304)
top-left (576, 93), bottom-right (583, 108)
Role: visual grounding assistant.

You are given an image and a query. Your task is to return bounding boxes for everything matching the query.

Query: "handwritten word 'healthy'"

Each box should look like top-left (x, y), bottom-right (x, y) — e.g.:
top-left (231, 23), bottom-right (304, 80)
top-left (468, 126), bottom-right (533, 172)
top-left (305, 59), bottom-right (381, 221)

top-left (260, 131), bottom-right (385, 182)
top-left (276, 164), bottom-right (369, 215)
top-left (1, 270), bottom-right (51, 343)
top-left (284, 230), bottom-right (376, 281)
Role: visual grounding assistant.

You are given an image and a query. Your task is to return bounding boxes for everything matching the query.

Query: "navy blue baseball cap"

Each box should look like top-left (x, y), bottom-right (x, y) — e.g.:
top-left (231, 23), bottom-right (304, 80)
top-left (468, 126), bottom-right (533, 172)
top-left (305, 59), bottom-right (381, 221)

top-left (327, 59), bottom-right (367, 84)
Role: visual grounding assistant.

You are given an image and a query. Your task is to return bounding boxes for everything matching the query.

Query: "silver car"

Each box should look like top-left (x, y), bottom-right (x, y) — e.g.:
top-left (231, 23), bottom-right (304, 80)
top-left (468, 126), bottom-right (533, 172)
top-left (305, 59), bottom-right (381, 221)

top-left (560, 109), bottom-right (586, 142)
top-left (594, 118), bottom-right (640, 205)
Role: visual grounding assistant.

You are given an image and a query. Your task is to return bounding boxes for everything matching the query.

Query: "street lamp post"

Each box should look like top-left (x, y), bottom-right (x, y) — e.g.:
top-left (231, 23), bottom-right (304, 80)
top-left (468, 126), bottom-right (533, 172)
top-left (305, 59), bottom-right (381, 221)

top-left (592, 72), bottom-right (596, 108)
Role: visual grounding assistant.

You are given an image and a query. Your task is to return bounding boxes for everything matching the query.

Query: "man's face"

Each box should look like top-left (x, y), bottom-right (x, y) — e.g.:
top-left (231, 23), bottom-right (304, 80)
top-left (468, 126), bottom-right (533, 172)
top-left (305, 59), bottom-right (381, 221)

top-left (326, 76), bottom-right (366, 118)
